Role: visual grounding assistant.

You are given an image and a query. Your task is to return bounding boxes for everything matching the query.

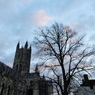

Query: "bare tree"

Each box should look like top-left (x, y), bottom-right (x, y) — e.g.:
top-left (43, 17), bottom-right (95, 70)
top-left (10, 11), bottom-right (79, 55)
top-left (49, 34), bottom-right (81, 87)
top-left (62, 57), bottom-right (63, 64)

top-left (33, 23), bottom-right (95, 95)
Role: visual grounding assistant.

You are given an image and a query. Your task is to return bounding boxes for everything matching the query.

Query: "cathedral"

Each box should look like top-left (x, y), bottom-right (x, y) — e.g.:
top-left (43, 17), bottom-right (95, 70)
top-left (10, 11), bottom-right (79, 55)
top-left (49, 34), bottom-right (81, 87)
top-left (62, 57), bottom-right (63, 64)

top-left (0, 42), bottom-right (53, 95)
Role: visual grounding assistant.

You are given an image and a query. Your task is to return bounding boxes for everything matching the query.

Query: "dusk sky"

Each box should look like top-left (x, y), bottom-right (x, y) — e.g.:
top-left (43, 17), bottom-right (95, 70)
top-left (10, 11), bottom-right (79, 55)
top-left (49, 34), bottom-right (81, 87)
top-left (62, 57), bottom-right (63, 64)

top-left (0, 0), bottom-right (95, 68)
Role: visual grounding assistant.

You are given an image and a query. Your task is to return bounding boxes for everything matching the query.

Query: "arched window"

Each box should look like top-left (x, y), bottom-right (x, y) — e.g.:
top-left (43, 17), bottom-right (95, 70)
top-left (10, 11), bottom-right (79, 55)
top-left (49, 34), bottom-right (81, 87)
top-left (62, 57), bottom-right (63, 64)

top-left (7, 86), bottom-right (10, 95)
top-left (1, 83), bottom-right (4, 95)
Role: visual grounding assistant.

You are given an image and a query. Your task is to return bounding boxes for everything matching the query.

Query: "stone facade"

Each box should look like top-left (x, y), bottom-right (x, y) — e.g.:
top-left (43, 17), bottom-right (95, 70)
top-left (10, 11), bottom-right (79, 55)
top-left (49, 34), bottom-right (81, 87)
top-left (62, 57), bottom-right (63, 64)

top-left (0, 42), bottom-right (53, 95)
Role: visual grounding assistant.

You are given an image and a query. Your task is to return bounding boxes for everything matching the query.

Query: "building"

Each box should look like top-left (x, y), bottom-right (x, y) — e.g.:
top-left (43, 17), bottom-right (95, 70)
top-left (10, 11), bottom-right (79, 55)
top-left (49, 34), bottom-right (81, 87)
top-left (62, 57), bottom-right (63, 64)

top-left (0, 42), bottom-right (53, 95)
top-left (74, 74), bottom-right (95, 95)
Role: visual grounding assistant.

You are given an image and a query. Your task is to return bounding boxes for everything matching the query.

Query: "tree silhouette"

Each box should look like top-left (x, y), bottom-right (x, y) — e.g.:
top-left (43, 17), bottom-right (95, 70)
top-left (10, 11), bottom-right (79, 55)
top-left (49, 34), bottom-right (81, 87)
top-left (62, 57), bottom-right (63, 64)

top-left (33, 23), bottom-right (95, 95)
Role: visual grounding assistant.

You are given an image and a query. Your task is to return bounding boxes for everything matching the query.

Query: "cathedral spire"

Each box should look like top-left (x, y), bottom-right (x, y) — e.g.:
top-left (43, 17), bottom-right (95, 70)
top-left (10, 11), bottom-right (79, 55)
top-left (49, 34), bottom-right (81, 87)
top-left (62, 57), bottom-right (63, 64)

top-left (43, 75), bottom-right (45, 79)
top-left (29, 45), bottom-right (31, 52)
top-left (35, 64), bottom-right (39, 73)
top-left (29, 45), bottom-right (31, 49)
top-left (25, 41), bottom-right (28, 49)
top-left (16, 42), bottom-right (20, 49)
top-left (35, 64), bottom-right (40, 76)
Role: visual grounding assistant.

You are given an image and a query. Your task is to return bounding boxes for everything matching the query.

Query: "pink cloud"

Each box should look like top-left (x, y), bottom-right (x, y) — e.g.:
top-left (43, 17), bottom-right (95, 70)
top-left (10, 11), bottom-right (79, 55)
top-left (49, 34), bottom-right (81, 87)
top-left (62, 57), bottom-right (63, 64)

top-left (31, 10), bottom-right (52, 26)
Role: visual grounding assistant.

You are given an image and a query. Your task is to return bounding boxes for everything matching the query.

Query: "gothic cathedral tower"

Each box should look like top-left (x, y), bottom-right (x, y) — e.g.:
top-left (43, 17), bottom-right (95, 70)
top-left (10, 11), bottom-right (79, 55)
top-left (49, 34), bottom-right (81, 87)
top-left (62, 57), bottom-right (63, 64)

top-left (13, 42), bottom-right (31, 77)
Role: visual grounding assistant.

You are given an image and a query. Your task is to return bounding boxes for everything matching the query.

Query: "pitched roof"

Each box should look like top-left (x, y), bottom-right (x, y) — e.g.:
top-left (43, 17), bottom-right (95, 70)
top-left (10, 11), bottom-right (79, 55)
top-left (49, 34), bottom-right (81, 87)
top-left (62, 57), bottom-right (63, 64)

top-left (0, 61), bottom-right (21, 81)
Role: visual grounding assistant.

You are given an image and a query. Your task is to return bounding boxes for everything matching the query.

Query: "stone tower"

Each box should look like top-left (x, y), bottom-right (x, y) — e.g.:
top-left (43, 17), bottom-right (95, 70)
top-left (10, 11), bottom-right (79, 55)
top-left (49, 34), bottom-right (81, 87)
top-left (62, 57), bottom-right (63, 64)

top-left (13, 41), bottom-right (31, 77)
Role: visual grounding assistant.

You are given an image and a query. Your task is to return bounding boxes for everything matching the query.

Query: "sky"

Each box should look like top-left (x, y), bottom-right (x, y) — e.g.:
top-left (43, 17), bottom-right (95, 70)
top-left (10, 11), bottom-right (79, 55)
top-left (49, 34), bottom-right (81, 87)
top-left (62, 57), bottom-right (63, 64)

top-left (0, 0), bottom-right (95, 68)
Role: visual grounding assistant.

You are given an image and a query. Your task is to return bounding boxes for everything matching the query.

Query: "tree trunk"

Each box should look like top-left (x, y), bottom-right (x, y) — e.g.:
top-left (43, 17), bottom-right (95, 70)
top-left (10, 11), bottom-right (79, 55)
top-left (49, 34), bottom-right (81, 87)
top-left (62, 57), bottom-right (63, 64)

top-left (63, 91), bottom-right (68, 95)
top-left (63, 84), bottom-right (68, 95)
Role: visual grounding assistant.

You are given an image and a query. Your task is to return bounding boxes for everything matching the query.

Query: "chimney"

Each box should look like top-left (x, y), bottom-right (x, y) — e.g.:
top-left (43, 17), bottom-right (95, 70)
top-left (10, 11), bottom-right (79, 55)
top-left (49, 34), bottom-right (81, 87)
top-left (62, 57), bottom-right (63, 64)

top-left (84, 74), bottom-right (88, 82)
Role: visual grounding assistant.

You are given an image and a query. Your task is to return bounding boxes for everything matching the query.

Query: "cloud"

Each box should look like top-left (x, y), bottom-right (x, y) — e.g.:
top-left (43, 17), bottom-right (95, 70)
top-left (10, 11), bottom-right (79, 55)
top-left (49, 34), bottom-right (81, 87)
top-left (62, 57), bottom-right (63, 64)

top-left (68, 15), bottom-right (95, 33)
top-left (56, 0), bottom-right (93, 16)
top-left (0, 0), bottom-right (33, 20)
top-left (29, 10), bottom-right (52, 26)
top-left (67, 14), bottom-right (95, 45)
top-left (52, 0), bottom-right (95, 25)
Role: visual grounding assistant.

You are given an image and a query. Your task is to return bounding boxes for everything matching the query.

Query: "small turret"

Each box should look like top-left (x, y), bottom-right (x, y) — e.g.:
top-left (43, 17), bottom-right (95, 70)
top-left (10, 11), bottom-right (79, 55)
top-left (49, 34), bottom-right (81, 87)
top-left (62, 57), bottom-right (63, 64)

top-left (25, 41), bottom-right (28, 49)
top-left (16, 42), bottom-right (20, 49)
top-left (35, 64), bottom-right (38, 73)
top-left (35, 64), bottom-right (40, 76)
top-left (43, 75), bottom-right (45, 79)
top-left (29, 45), bottom-right (31, 51)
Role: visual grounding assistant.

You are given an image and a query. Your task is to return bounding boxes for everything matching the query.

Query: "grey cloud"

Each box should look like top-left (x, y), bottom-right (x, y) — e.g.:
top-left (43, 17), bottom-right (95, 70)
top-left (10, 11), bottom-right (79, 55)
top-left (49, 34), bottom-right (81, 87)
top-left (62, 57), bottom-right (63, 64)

top-left (54, 0), bottom-right (94, 20)
top-left (0, 0), bottom-right (33, 25)
top-left (77, 15), bottom-right (95, 33)
top-left (67, 14), bottom-right (95, 44)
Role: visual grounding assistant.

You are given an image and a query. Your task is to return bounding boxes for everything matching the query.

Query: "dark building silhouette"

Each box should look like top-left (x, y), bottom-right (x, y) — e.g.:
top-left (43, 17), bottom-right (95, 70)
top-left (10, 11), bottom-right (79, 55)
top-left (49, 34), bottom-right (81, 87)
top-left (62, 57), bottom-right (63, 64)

top-left (0, 42), bottom-right (53, 95)
top-left (74, 74), bottom-right (95, 95)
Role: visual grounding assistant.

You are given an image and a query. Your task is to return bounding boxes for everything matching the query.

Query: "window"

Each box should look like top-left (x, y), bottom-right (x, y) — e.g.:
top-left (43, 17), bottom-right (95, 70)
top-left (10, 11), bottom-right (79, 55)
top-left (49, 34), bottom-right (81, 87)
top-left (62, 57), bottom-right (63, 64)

top-left (7, 86), bottom-right (10, 95)
top-left (1, 83), bottom-right (4, 95)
